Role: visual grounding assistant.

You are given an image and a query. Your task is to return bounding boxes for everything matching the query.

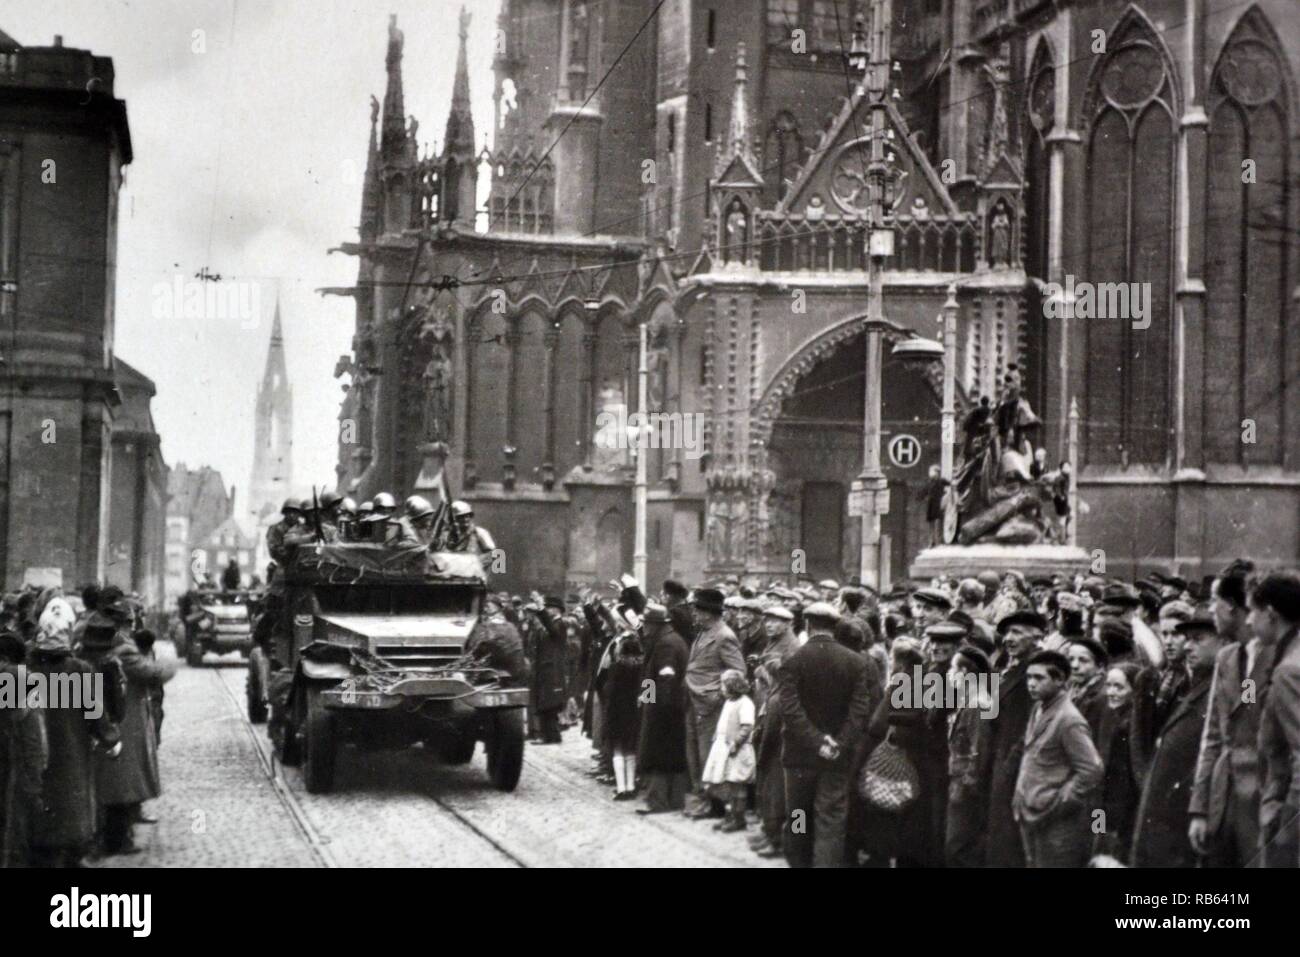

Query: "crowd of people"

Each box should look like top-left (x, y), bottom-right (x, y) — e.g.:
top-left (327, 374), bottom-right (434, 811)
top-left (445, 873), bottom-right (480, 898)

top-left (480, 560), bottom-right (1300, 868)
top-left (0, 584), bottom-right (175, 867)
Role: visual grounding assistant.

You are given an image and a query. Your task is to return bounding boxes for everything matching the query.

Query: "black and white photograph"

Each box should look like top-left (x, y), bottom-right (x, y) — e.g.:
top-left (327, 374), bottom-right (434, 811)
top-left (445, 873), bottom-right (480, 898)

top-left (0, 0), bottom-right (1297, 911)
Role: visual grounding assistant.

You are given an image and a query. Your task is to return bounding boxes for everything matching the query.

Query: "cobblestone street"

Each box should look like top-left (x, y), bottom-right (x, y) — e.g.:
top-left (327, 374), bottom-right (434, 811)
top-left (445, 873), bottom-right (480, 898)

top-left (95, 650), bottom-right (783, 868)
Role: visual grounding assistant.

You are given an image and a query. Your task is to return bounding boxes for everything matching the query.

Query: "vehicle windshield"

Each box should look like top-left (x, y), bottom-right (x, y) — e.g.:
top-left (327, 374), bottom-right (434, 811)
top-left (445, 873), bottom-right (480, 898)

top-left (313, 583), bottom-right (480, 617)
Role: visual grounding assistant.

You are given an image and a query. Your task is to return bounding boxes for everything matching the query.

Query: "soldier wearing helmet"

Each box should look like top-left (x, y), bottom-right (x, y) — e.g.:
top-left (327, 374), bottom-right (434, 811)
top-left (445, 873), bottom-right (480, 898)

top-left (364, 492), bottom-right (398, 544)
top-left (448, 500), bottom-right (495, 555)
top-left (337, 496), bottom-right (358, 540)
top-left (396, 495), bottom-right (438, 547)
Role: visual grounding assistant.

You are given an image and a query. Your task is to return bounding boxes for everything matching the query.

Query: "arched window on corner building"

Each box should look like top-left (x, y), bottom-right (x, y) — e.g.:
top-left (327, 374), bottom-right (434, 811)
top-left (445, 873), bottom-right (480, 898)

top-left (1204, 8), bottom-right (1292, 466)
top-left (1082, 12), bottom-right (1177, 467)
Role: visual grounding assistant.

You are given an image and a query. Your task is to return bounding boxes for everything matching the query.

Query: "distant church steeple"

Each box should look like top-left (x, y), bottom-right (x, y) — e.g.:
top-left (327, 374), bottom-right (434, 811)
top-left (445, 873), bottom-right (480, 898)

top-left (249, 298), bottom-right (293, 524)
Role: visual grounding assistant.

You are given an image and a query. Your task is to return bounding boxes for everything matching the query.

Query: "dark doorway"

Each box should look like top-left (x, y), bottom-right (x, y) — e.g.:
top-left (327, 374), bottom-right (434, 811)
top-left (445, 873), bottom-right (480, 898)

top-left (801, 481), bottom-right (844, 579)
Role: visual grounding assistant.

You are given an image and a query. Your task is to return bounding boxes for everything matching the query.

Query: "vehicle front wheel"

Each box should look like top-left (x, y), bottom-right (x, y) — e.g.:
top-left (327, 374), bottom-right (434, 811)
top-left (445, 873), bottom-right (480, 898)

top-left (302, 685), bottom-right (337, 794)
top-left (486, 709), bottom-right (525, 792)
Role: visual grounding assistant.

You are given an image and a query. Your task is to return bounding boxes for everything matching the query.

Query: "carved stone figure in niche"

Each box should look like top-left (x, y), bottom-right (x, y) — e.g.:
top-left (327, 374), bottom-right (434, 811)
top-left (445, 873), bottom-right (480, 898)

top-left (982, 51), bottom-right (1011, 174)
top-left (724, 199), bottom-right (749, 264)
top-left (989, 207), bottom-right (1011, 267)
top-left (417, 305), bottom-right (456, 444)
top-left (421, 351), bottom-right (452, 443)
top-left (591, 377), bottom-right (627, 471)
top-left (707, 493), bottom-right (748, 566)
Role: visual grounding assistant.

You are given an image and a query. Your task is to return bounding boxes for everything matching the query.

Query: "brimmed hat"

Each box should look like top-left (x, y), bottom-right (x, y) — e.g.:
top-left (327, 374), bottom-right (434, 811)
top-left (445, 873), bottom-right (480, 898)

top-left (913, 587), bottom-right (952, 611)
top-left (1175, 608), bottom-right (1218, 636)
top-left (642, 602), bottom-right (670, 624)
top-left (1100, 583), bottom-right (1141, 608)
top-left (924, 621), bottom-right (968, 643)
top-left (690, 588), bottom-right (725, 615)
top-left (543, 595), bottom-right (566, 611)
top-left (996, 609), bottom-right (1048, 635)
top-left (762, 605), bottom-right (794, 622)
top-left (802, 601), bottom-right (841, 624)
top-left (817, 579), bottom-right (840, 590)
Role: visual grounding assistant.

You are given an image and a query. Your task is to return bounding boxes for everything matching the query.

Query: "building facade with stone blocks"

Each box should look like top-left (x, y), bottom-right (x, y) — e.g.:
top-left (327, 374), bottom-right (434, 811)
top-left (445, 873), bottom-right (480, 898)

top-left (333, 1), bottom-right (1299, 592)
top-left (105, 358), bottom-right (167, 609)
top-left (0, 27), bottom-right (139, 591)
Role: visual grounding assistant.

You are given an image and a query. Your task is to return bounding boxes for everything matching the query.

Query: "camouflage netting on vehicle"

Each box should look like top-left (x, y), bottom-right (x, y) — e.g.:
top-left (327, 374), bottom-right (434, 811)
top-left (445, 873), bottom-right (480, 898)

top-left (285, 543), bottom-right (486, 584)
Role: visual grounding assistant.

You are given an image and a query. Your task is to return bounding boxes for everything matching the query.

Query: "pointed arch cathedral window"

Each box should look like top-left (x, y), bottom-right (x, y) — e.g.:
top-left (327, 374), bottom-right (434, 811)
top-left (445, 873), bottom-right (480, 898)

top-left (1204, 9), bottom-right (1290, 466)
top-left (1082, 17), bottom-right (1176, 466)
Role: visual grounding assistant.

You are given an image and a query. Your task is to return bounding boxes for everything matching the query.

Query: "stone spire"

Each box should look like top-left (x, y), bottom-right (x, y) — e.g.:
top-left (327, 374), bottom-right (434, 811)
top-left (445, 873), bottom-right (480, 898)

top-left (714, 42), bottom-right (762, 185)
top-left (441, 6), bottom-right (478, 226)
top-left (728, 42), bottom-right (752, 160)
top-left (380, 15), bottom-right (409, 159)
top-left (360, 94), bottom-right (381, 240)
top-left (443, 6), bottom-right (476, 164)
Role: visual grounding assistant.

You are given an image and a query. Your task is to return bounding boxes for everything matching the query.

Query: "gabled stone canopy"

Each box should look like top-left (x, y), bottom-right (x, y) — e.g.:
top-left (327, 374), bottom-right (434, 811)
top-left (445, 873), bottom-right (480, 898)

top-left (777, 91), bottom-right (960, 220)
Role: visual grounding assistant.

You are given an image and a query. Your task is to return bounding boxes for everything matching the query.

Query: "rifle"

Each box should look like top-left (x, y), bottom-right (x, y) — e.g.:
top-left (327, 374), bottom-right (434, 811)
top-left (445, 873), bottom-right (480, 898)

top-left (311, 487), bottom-right (324, 541)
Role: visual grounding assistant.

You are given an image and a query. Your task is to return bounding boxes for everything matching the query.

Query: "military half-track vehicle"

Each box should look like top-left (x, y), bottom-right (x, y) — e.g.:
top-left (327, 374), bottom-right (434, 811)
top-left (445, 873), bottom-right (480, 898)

top-left (257, 541), bottom-right (528, 794)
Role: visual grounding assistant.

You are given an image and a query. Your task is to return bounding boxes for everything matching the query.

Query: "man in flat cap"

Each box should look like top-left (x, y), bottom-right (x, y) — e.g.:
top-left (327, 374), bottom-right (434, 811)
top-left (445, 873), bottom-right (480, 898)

top-left (1096, 583), bottom-right (1164, 668)
top-left (1013, 649), bottom-right (1103, 867)
top-left (1131, 609), bottom-right (1223, 867)
top-left (748, 605), bottom-right (801, 858)
top-left (683, 588), bottom-right (746, 818)
top-left (779, 601), bottom-right (873, 867)
top-left (981, 609), bottom-right (1046, 867)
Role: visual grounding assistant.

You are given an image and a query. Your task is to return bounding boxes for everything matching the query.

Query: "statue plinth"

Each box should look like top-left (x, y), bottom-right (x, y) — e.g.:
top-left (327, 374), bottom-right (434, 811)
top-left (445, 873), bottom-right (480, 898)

top-left (909, 543), bottom-right (1091, 582)
top-left (414, 441), bottom-right (450, 496)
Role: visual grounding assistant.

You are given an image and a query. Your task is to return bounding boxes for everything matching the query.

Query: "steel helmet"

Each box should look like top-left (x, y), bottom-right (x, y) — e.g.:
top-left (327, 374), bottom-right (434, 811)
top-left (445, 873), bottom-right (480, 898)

top-left (298, 497), bottom-right (316, 513)
top-left (358, 500), bottom-right (374, 514)
top-left (373, 492), bottom-right (397, 511)
top-left (450, 500), bottom-right (474, 520)
top-left (320, 490), bottom-right (344, 510)
top-left (282, 498), bottom-right (302, 514)
top-left (404, 495), bottom-right (436, 520)
top-left (339, 496), bottom-right (357, 514)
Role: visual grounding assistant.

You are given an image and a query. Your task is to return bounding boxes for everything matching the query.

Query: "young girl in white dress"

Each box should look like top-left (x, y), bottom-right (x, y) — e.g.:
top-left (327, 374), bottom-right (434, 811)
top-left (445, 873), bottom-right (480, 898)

top-left (701, 669), bottom-right (756, 832)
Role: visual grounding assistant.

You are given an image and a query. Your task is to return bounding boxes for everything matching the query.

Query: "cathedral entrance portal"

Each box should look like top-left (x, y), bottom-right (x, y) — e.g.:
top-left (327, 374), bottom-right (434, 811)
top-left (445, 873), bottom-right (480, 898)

top-left (761, 330), bottom-right (940, 585)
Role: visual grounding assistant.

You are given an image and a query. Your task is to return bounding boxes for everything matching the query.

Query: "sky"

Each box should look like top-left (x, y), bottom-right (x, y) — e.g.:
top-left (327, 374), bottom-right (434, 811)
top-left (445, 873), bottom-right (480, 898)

top-left (5, 0), bottom-right (500, 515)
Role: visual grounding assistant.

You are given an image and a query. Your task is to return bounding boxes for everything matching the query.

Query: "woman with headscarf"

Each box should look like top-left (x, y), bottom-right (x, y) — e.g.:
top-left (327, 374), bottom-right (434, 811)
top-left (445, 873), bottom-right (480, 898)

top-left (76, 592), bottom-right (174, 855)
top-left (28, 597), bottom-right (121, 867)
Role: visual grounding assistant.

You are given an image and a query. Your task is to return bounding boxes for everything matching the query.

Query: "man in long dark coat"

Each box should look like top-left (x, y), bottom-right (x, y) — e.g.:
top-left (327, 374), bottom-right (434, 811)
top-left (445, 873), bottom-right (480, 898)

top-left (527, 597), bottom-right (569, 744)
top-left (77, 597), bottom-right (175, 856)
top-left (1131, 612), bottom-right (1221, 867)
top-left (635, 603), bottom-right (689, 813)
top-left (779, 602), bottom-right (874, 868)
top-left (750, 606), bottom-right (800, 857)
top-left (979, 610), bottom-right (1042, 867)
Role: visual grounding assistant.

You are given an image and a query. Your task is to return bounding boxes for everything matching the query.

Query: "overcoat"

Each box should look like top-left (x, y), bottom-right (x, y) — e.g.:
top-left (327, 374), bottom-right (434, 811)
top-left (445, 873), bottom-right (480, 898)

top-left (1131, 675), bottom-right (1212, 867)
top-left (636, 624), bottom-right (689, 773)
top-left (80, 633), bottom-right (169, 807)
top-left (28, 651), bottom-right (120, 848)
top-left (979, 659), bottom-right (1032, 867)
